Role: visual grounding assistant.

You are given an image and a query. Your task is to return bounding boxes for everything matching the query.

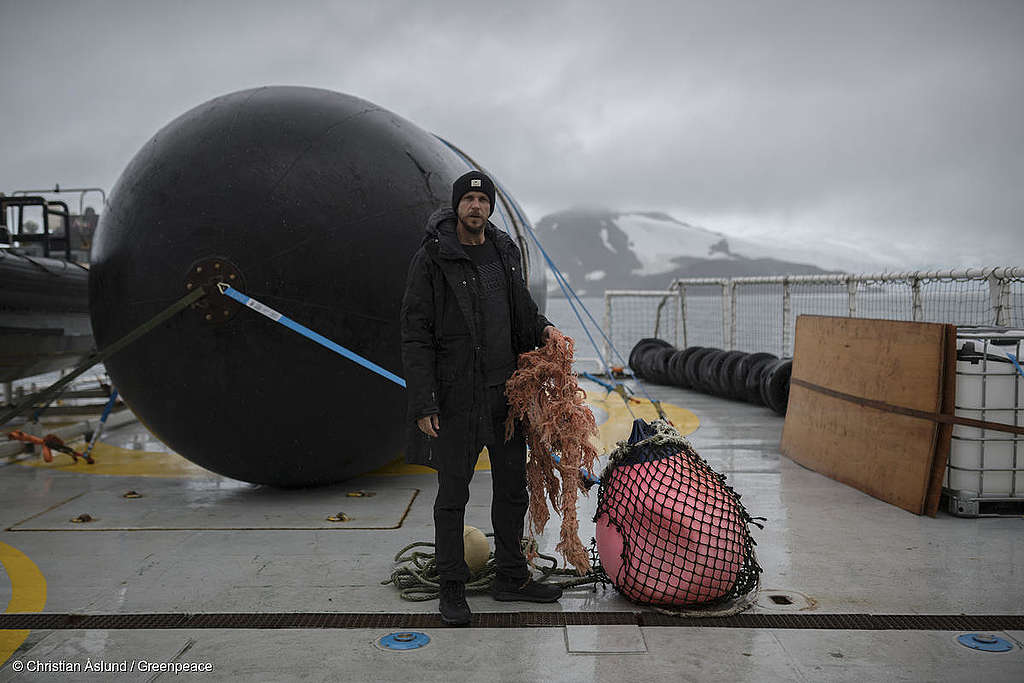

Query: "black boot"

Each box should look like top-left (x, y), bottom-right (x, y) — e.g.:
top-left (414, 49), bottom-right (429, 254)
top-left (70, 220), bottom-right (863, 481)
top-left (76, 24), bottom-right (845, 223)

top-left (439, 580), bottom-right (471, 626)
top-left (491, 577), bottom-right (563, 603)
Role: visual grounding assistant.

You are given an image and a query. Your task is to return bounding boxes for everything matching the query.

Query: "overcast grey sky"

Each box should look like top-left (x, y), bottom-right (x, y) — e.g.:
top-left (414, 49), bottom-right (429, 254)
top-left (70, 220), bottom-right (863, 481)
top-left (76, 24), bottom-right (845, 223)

top-left (1, 0), bottom-right (1021, 268)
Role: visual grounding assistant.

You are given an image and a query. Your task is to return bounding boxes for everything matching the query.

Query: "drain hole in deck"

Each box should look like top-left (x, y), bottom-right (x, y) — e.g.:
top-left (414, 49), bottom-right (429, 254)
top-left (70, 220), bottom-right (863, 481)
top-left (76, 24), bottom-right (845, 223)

top-left (769, 594), bottom-right (793, 605)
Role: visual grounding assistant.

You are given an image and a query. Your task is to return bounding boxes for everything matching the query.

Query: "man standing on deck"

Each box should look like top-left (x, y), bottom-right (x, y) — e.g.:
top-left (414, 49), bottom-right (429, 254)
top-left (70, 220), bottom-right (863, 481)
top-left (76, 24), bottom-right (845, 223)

top-left (400, 170), bottom-right (563, 626)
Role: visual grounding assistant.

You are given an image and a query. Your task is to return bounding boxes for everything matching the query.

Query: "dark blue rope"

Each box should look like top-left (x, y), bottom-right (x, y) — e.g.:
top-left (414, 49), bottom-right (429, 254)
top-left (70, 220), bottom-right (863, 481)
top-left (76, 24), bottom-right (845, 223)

top-left (436, 139), bottom-right (619, 376)
top-left (581, 372), bottom-right (615, 392)
top-left (434, 136), bottom-right (662, 411)
top-left (83, 388), bottom-right (119, 459)
top-left (490, 181), bottom-right (663, 412)
top-left (1008, 353), bottom-right (1024, 380)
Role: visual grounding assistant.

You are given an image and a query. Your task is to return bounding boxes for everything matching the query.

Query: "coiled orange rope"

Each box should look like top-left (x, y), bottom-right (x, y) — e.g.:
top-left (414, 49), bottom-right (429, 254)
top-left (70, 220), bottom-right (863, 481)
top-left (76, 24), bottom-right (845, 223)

top-left (6, 430), bottom-right (92, 464)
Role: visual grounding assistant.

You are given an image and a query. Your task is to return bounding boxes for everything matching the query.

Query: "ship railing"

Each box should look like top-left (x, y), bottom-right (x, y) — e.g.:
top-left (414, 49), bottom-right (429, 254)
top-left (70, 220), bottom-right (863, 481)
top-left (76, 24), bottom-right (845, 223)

top-left (604, 267), bottom-right (1024, 361)
top-left (0, 195), bottom-right (73, 260)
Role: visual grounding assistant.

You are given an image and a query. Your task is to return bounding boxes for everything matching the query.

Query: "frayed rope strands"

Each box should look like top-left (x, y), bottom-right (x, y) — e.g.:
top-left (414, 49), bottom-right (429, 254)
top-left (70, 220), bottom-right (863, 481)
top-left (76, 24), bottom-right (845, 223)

top-left (381, 535), bottom-right (610, 601)
top-left (505, 329), bottom-right (601, 575)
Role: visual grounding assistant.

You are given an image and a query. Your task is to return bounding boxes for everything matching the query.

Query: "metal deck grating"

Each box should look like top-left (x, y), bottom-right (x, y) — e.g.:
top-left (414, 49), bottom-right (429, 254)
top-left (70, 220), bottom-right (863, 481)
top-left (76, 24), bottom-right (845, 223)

top-left (1, 612), bottom-right (1021, 631)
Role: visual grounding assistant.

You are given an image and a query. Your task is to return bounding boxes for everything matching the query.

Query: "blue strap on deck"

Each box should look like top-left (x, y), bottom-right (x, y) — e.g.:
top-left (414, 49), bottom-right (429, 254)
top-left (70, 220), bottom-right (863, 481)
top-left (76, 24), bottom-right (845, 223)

top-left (549, 452), bottom-right (601, 486)
top-left (1008, 353), bottom-right (1024, 380)
top-left (582, 372), bottom-right (621, 393)
top-left (83, 388), bottom-right (119, 459)
top-left (217, 284), bottom-right (406, 388)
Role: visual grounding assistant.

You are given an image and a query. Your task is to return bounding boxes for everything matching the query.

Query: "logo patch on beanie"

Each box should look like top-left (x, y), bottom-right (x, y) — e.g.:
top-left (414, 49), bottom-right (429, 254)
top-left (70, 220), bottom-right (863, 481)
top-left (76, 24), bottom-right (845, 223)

top-left (470, 179), bottom-right (482, 187)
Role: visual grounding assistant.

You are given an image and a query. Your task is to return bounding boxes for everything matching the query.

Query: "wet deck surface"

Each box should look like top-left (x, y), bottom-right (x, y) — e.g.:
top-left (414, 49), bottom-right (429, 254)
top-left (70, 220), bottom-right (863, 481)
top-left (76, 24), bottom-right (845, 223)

top-left (2, 379), bottom-right (1022, 681)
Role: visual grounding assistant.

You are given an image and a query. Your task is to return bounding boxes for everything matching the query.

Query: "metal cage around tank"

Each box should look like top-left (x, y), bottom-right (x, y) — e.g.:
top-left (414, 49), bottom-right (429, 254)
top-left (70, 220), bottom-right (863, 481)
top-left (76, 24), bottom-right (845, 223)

top-left (945, 328), bottom-right (1024, 515)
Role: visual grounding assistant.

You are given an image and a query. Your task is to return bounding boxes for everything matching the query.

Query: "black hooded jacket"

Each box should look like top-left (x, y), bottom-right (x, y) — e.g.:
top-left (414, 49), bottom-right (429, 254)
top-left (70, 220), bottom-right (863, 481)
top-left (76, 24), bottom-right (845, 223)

top-left (400, 207), bottom-right (552, 472)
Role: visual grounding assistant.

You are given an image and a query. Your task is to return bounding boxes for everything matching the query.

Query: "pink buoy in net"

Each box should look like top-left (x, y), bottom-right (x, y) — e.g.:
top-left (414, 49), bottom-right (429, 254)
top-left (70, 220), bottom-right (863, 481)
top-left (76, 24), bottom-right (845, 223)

top-left (595, 418), bottom-right (762, 607)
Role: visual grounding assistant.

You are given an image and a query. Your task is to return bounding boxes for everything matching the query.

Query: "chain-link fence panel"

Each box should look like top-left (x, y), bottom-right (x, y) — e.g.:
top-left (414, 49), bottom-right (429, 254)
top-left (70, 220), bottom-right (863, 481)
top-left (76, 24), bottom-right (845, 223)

top-left (732, 282), bottom-right (783, 355)
top-left (679, 284), bottom-right (726, 349)
top-left (604, 291), bottom-right (681, 366)
top-left (604, 269), bottom-right (1023, 370)
top-left (786, 283), bottom-right (851, 356)
top-left (1011, 278), bottom-right (1024, 328)
top-left (918, 277), bottom-right (993, 325)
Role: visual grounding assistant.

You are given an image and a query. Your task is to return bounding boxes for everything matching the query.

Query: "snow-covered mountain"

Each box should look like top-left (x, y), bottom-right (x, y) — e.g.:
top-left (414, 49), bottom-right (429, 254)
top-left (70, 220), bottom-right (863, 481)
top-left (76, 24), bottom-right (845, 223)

top-left (534, 208), bottom-right (905, 295)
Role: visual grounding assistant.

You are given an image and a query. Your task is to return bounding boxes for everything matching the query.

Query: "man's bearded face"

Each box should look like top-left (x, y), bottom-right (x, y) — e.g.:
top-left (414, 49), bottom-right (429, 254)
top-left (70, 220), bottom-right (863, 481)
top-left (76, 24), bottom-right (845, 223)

top-left (457, 191), bottom-right (490, 234)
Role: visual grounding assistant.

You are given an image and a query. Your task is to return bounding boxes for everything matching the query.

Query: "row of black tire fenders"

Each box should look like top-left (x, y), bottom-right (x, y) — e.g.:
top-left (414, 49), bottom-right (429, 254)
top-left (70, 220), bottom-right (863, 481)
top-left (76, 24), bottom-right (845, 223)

top-left (628, 339), bottom-right (793, 416)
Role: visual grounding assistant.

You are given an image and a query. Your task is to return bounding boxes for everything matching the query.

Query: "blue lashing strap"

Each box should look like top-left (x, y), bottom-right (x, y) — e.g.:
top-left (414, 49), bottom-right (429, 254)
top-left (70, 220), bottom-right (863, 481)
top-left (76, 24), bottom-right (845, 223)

top-left (83, 388), bottom-right (119, 459)
top-left (582, 372), bottom-right (615, 392)
top-left (217, 283), bottom-right (406, 388)
top-left (1008, 353), bottom-right (1024, 380)
top-left (219, 283), bottom-right (602, 483)
top-left (550, 453), bottom-right (601, 486)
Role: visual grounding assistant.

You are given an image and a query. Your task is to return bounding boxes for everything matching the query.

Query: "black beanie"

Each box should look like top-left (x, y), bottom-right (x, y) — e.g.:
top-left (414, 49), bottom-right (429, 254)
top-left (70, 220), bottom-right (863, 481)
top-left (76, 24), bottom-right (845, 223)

top-left (451, 170), bottom-right (496, 216)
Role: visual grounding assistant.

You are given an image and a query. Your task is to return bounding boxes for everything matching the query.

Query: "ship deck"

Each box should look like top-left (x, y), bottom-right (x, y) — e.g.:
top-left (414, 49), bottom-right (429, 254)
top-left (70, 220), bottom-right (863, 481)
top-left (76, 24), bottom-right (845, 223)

top-left (1, 379), bottom-right (1022, 681)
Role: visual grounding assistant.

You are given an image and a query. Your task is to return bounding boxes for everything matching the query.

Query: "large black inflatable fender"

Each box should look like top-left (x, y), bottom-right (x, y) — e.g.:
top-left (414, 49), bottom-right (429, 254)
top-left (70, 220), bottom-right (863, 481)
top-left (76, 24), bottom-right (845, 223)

top-left (89, 87), bottom-right (544, 487)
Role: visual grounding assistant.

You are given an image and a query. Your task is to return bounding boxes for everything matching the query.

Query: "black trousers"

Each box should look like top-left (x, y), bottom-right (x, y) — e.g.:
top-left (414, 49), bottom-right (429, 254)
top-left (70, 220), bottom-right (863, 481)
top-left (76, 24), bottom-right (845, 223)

top-left (433, 384), bottom-right (529, 584)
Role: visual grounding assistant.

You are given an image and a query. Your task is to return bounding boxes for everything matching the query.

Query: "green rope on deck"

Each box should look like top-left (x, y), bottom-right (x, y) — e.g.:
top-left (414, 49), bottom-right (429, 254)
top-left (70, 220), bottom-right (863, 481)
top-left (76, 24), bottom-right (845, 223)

top-left (381, 534), bottom-right (610, 601)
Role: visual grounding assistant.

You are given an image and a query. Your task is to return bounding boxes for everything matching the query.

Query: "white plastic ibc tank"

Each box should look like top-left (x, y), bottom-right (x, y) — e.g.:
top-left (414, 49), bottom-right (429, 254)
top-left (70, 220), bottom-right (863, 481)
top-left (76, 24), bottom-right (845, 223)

top-left (946, 328), bottom-right (1023, 498)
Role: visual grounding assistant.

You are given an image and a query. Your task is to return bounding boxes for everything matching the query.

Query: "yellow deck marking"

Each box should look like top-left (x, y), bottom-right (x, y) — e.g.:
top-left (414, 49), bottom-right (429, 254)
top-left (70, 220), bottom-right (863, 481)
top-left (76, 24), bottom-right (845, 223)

top-left (587, 389), bottom-right (699, 453)
top-left (0, 542), bottom-right (47, 666)
top-left (371, 390), bottom-right (699, 476)
top-left (17, 441), bottom-right (219, 478)
top-left (369, 449), bottom-right (493, 476)
top-left (12, 389), bottom-right (698, 480)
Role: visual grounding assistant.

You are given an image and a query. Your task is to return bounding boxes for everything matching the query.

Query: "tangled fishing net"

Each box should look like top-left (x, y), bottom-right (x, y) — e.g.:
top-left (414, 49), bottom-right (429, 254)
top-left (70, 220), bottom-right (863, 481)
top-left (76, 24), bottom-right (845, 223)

top-left (595, 418), bottom-right (763, 609)
top-left (505, 329), bottom-right (763, 609)
top-left (505, 329), bottom-right (599, 575)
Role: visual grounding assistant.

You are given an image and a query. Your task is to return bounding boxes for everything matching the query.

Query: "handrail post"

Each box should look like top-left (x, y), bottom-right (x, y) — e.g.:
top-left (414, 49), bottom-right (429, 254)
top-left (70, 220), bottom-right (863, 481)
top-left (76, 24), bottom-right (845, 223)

top-left (721, 280), bottom-right (730, 350)
top-left (781, 277), bottom-right (792, 357)
top-left (989, 272), bottom-right (1011, 326)
top-left (729, 280), bottom-right (738, 350)
top-left (847, 276), bottom-right (857, 317)
top-left (912, 275), bottom-right (923, 322)
top-left (680, 284), bottom-right (688, 349)
top-left (603, 292), bottom-right (611, 369)
top-left (673, 289), bottom-right (682, 349)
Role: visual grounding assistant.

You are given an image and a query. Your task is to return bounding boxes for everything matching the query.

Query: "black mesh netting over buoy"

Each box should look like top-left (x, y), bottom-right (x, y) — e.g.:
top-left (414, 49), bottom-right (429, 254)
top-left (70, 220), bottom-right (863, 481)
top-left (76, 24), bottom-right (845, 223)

top-left (594, 418), bottom-right (764, 610)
